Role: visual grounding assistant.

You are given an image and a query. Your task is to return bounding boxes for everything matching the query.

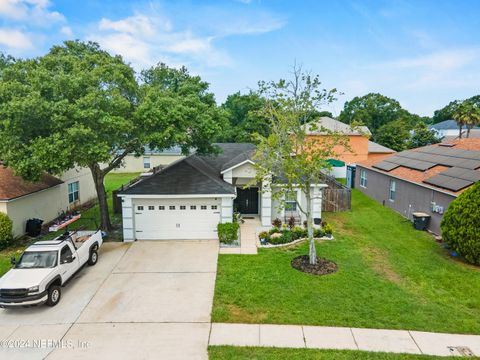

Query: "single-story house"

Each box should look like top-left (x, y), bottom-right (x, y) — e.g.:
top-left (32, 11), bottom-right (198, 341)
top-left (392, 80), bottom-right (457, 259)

top-left (429, 119), bottom-right (480, 142)
top-left (304, 117), bottom-right (396, 178)
top-left (0, 166), bottom-right (97, 237)
top-left (111, 146), bottom-right (185, 173)
top-left (118, 143), bottom-right (326, 241)
top-left (355, 138), bottom-right (480, 235)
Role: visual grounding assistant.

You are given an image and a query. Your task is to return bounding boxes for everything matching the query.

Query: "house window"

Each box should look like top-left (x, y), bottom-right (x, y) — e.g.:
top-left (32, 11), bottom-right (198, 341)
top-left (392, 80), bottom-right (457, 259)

top-left (180, 205), bottom-right (186, 210)
top-left (159, 206), bottom-right (165, 210)
top-left (68, 181), bottom-right (80, 203)
top-left (190, 205), bottom-right (196, 210)
top-left (169, 206), bottom-right (175, 210)
top-left (143, 156), bottom-right (151, 169)
top-left (360, 170), bottom-right (367, 188)
top-left (285, 191), bottom-right (297, 211)
top-left (211, 205), bottom-right (217, 210)
top-left (389, 180), bottom-right (396, 202)
top-left (148, 206), bottom-right (155, 210)
top-left (137, 206), bottom-right (144, 211)
top-left (201, 205), bottom-right (207, 210)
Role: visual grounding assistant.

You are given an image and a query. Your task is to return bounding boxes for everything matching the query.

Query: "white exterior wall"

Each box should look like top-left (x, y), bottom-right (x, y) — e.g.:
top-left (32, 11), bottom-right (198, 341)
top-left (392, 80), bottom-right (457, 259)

top-left (121, 197), bottom-right (134, 242)
top-left (221, 197), bottom-right (234, 223)
top-left (231, 162), bottom-right (256, 178)
top-left (111, 154), bottom-right (184, 173)
top-left (2, 167), bottom-right (96, 238)
top-left (261, 180), bottom-right (272, 226)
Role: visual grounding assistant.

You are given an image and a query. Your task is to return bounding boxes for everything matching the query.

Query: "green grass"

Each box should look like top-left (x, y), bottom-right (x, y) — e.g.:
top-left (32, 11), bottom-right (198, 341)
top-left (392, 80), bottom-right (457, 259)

top-left (208, 347), bottom-right (472, 360)
top-left (212, 190), bottom-right (480, 334)
top-left (0, 172), bottom-right (139, 276)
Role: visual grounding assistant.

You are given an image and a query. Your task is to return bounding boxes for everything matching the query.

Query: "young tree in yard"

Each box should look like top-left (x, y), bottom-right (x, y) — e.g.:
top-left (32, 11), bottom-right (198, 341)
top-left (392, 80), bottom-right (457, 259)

top-left (0, 41), bottom-right (223, 230)
top-left (252, 67), bottom-right (347, 265)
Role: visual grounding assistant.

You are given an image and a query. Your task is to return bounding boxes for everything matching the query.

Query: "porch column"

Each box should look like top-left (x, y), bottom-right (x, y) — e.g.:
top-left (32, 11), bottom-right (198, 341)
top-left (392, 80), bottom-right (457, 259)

top-left (221, 197), bottom-right (234, 223)
top-left (121, 196), bottom-right (135, 242)
top-left (312, 186), bottom-right (322, 229)
top-left (261, 179), bottom-right (272, 226)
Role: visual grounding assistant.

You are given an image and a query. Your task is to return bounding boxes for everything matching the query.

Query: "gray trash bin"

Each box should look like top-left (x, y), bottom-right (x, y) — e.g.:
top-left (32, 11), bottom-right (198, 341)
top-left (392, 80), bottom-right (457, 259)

top-left (412, 212), bottom-right (430, 231)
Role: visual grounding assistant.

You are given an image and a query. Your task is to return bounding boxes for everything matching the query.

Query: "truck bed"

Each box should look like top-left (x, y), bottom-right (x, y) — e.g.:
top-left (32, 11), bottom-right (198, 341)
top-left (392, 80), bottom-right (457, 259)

top-left (71, 231), bottom-right (100, 249)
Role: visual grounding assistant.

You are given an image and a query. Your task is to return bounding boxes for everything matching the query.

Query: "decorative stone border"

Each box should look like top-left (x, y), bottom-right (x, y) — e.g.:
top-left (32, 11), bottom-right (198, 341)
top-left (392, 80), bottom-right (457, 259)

top-left (259, 236), bottom-right (334, 248)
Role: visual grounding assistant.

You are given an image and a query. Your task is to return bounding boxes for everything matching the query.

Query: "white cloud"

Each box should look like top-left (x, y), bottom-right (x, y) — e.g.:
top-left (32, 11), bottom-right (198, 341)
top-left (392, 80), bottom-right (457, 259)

top-left (0, 0), bottom-right (65, 26)
top-left (0, 28), bottom-right (34, 50)
top-left (387, 49), bottom-right (479, 72)
top-left (60, 25), bottom-right (73, 37)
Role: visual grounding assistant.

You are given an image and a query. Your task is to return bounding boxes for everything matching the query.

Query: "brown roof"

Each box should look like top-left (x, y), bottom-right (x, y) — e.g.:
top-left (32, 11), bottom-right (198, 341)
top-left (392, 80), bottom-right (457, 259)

top-left (0, 165), bottom-right (63, 201)
top-left (357, 138), bottom-right (480, 196)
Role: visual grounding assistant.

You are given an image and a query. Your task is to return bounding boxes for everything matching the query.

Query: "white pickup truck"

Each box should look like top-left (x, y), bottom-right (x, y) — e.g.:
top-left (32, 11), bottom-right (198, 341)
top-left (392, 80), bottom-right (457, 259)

top-left (0, 230), bottom-right (103, 308)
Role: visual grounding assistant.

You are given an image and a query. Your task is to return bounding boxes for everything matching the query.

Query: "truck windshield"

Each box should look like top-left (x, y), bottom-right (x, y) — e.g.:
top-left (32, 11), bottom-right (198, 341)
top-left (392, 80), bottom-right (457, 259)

top-left (16, 251), bottom-right (58, 269)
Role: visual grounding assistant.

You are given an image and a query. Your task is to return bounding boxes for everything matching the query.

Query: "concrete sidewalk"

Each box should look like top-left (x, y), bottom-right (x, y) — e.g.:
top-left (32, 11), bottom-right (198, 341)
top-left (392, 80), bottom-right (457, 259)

top-left (209, 323), bottom-right (480, 357)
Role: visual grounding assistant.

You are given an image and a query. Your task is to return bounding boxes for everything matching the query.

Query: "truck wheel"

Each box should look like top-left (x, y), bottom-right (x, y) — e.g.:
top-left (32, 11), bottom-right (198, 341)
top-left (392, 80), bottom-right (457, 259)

top-left (88, 250), bottom-right (98, 266)
top-left (46, 285), bottom-right (61, 307)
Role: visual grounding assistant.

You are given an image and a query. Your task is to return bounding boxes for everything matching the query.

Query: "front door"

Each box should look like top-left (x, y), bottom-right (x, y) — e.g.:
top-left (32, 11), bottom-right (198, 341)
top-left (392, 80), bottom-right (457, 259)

top-left (234, 187), bottom-right (259, 214)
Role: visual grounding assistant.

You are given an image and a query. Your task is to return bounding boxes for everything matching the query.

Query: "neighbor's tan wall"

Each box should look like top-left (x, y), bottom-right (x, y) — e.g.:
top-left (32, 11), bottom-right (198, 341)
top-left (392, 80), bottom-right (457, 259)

top-left (5, 186), bottom-right (64, 237)
top-left (111, 155), bottom-right (184, 173)
top-left (0, 202), bottom-right (7, 216)
top-left (59, 167), bottom-right (97, 208)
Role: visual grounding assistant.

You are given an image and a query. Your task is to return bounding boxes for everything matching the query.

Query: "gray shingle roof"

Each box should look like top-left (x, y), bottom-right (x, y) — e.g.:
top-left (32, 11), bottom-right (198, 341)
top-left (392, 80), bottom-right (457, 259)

top-left (368, 140), bottom-right (395, 153)
top-left (303, 117), bottom-right (371, 136)
top-left (120, 143), bottom-right (255, 196)
top-left (430, 120), bottom-right (480, 131)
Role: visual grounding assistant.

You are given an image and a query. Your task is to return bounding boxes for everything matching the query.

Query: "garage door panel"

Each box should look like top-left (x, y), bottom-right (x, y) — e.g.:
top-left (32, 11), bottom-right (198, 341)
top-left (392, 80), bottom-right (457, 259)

top-left (133, 199), bottom-right (221, 240)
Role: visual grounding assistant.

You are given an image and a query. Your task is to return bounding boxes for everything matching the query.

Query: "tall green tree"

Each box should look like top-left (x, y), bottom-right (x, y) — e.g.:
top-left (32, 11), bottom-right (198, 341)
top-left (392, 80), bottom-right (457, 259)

top-left (452, 100), bottom-right (480, 138)
top-left (432, 95), bottom-right (480, 124)
top-left (408, 123), bottom-right (440, 149)
top-left (253, 66), bottom-right (345, 265)
top-left (220, 91), bottom-right (267, 143)
top-left (0, 41), bottom-right (223, 230)
top-left (374, 120), bottom-right (410, 152)
top-left (339, 93), bottom-right (408, 134)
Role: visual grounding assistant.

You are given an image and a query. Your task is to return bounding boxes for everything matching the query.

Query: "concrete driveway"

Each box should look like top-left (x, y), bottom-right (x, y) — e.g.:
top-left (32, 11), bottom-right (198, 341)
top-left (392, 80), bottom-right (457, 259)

top-left (0, 240), bottom-right (219, 360)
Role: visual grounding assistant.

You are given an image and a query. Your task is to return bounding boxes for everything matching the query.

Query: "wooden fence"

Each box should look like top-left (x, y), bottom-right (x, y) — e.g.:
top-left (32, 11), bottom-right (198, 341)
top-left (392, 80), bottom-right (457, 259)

top-left (322, 176), bottom-right (351, 212)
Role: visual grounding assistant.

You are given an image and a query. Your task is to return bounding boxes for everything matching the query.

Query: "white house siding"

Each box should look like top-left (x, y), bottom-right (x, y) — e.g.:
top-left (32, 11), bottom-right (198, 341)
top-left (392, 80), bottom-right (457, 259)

top-left (4, 186), bottom-right (63, 237)
top-left (111, 154), bottom-right (184, 173)
top-left (231, 162), bottom-right (256, 178)
top-left (3, 167), bottom-right (96, 238)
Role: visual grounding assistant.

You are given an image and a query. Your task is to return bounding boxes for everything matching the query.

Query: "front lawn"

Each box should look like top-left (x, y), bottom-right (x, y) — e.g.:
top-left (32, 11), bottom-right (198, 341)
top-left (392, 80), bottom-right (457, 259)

top-left (208, 347), bottom-right (466, 360)
top-left (212, 190), bottom-right (480, 334)
top-left (0, 172), bottom-right (139, 276)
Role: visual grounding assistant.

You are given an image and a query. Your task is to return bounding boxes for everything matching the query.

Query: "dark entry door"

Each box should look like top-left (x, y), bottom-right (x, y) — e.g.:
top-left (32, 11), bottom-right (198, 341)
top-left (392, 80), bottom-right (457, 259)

top-left (234, 187), bottom-right (259, 214)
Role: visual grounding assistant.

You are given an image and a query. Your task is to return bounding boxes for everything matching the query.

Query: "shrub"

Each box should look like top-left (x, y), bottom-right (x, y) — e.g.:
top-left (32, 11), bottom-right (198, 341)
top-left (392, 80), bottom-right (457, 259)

top-left (441, 182), bottom-right (480, 265)
top-left (323, 223), bottom-right (333, 235)
top-left (292, 226), bottom-right (307, 239)
top-left (314, 228), bottom-right (325, 238)
top-left (269, 231), bottom-right (294, 245)
top-left (287, 216), bottom-right (296, 229)
top-left (0, 212), bottom-right (13, 250)
top-left (269, 227), bottom-right (280, 235)
top-left (272, 218), bottom-right (282, 228)
top-left (217, 222), bottom-right (239, 245)
top-left (258, 231), bottom-right (270, 241)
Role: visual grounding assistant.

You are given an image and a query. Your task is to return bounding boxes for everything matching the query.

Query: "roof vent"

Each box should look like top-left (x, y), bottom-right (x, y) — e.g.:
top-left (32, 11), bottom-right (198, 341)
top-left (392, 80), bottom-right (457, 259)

top-left (439, 143), bottom-right (456, 147)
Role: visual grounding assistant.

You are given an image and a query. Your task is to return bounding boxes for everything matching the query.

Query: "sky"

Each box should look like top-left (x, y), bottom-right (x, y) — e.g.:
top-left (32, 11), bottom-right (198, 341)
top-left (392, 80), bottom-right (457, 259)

top-left (0, 0), bottom-right (479, 117)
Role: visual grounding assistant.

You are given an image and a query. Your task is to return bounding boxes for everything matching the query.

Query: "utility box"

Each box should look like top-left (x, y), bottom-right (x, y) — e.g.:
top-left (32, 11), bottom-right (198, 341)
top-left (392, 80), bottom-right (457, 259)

top-left (412, 212), bottom-right (430, 231)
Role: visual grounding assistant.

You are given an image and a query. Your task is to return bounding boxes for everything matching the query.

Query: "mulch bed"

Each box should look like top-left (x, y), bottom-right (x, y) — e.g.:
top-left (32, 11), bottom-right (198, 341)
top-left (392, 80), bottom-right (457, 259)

top-left (291, 255), bottom-right (338, 275)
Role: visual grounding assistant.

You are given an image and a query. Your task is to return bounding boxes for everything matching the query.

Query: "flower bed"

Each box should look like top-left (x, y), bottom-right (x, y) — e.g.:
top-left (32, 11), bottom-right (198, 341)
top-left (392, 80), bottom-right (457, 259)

top-left (258, 224), bottom-right (333, 247)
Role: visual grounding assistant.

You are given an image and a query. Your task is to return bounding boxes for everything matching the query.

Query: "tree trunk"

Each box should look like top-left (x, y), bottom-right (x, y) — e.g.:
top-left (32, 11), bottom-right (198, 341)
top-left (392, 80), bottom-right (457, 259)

top-left (466, 125), bottom-right (471, 138)
top-left (459, 124), bottom-right (463, 139)
top-left (89, 164), bottom-right (112, 231)
top-left (305, 187), bottom-right (317, 265)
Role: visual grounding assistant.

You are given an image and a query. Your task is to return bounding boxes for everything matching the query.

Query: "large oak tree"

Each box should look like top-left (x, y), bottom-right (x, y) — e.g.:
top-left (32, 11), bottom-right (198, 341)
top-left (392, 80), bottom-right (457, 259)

top-left (0, 41), bottom-right (223, 230)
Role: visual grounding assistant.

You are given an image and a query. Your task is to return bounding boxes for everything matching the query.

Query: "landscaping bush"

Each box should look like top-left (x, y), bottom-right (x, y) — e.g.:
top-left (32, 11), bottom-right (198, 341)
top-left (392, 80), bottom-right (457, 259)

top-left (272, 218), bottom-right (282, 228)
top-left (269, 227), bottom-right (280, 235)
top-left (287, 216), bottom-right (296, 229)
top-left (323, 223), bottom-right (333, 235)
top-left (441, 182), bottom-right (480, 265)
top-left (292, 226), bottom-right (307, 239)
top-left (217, 222), bottom-right (239, 245)
top-left (0, 212), bottom-right (13, 250)
top-left (268, 230), bottom-right (294, 245)
top-left (313, 228), bottom-right (325, 238)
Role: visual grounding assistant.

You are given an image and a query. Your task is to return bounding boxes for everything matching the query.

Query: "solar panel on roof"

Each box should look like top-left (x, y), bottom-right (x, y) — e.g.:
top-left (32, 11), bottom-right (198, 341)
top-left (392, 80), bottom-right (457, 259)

top-left (442, 178), bottom-right (473, 192)
top-left (423, 174), bottom-right (452, 187)
top-left (440, 167), bottom-right (480, 182)
top-left (372, 161), bottom-right (399, 171)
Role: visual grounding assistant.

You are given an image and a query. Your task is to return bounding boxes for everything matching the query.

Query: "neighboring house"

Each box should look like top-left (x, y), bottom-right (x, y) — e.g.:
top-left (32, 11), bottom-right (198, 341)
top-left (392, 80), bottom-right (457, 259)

top-left (118, 143), bottom-right (326, 241)
top-left (304, 117), bottom-right (395, 178)
top-left (0, 166), bottom-right (97, 237)
top-left (355, 138), bottom-right (480, 235)
top-left (111, 146), bottom-right (185, 173)
top-left (429, 119), bottom-right (480, 141)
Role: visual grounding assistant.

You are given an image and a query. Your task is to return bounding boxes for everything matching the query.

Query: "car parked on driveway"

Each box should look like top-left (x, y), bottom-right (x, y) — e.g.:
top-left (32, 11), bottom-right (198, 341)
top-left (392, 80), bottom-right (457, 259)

top-left (0, 230), bottom-right (103, 308)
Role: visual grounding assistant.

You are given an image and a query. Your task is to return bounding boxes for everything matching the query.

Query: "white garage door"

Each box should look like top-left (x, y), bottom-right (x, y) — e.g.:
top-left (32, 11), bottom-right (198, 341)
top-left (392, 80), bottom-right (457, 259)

top-left (133, 198), bottom-right (221, 240)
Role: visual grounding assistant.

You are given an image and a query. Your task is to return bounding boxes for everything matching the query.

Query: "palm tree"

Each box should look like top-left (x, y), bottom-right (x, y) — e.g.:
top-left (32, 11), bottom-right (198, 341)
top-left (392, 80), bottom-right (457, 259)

top-left (452, 101), bottom-right (480, 139)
